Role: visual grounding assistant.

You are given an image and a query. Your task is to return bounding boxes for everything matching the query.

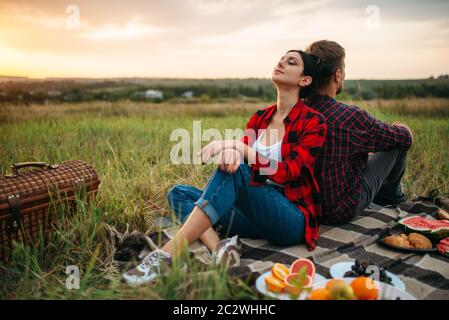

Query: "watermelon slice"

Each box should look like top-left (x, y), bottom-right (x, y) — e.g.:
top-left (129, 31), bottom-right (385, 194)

top-left (289, 258), bottom-right (316, 280)
top-left (437, 237), bottom-right (449, 254)
top-left (399, 216), bottom-right (449, 241)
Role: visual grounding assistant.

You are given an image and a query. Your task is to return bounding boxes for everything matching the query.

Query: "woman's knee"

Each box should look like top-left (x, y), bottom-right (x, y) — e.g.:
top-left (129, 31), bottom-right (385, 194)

top-left (166, 184), bottom-right (182, 205)
top-left (166, 185), bottom-right (193, 221)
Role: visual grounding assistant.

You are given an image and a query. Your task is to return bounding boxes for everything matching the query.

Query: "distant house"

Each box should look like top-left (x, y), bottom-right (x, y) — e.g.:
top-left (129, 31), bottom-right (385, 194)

top-left (47, 90), bottom-right (62, 97)
top-left (182, 91), bottom-right (194, 99)
top-left (145, 89), bottom-right (163, 100)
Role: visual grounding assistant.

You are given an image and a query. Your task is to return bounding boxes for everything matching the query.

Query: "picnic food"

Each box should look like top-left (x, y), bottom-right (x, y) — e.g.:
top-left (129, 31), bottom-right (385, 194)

top-left (399, 216), bottom-right (449, 240)
top-left (265, 259), bottom-right (316, 295)
top-left (308, 277), bottom-right (378, 300)
top-left (284, 274), bottom-right (312, 295)
top-left (350, 276), bottom-right (379, 300)
top-left (384, 233), bottom-right (433, 250)
top-left (289, 258), bottom-right (316, 280)
top-left (384, 233), bottom-right (412, 248)
top-left (343, 259), bottom-right (392, 284)
top-left (437, 237), bottom-right (449, 254)
top-left (308, 288), bottom-right (330, 300)
top-left (326, 279), bottom-right (356, 300)
top-left (271, 263), bottom-right (290, 281)
top-left (265, 275), bottom-right (285, 293)
top-left (407, 232), bottom-right (433, 249)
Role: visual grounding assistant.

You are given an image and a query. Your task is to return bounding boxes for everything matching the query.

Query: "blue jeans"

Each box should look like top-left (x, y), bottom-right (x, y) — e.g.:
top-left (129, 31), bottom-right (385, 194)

top-left (167, 163), bottom-right (305, 246)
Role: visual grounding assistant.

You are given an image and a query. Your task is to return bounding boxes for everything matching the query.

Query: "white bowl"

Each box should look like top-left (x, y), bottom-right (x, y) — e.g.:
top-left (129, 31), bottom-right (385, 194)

top-left (329, 261), bottom-right (406, 291)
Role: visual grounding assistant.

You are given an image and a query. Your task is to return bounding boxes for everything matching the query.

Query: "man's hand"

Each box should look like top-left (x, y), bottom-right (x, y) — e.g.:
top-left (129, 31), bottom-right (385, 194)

top-left (217, 148), bottom-right (242, 174)
top-left (196, 139), bottom-right (243, 164)
top-left (392, 121), bottom-right (414, 144)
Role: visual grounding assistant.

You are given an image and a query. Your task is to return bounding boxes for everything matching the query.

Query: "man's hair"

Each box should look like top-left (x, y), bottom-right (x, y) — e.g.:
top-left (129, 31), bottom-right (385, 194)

top-left (305, 40), bottom-right (345, 89)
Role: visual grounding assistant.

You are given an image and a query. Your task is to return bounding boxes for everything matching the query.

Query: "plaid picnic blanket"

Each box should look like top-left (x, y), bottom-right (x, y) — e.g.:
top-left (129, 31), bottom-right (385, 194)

top-left (148, 202), bottom-right (449, 300)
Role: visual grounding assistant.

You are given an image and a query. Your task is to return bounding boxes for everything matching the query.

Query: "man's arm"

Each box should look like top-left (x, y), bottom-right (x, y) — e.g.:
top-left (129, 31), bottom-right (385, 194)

top-left (350, 108), bottom-right (413, 153)
top-left (392, 121), bottom-right (414, 145)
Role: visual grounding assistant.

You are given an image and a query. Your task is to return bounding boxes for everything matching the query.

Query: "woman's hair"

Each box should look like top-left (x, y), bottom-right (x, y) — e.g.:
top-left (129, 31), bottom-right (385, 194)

top-left (286, 49), bottom-right (321, 99)
top-left (305, 40), bottom-right (346, 89)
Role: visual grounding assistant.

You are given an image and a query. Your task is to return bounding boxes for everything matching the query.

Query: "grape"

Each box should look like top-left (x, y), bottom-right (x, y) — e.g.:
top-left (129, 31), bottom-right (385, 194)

top-left (348, 260), bottom-right (393, 284)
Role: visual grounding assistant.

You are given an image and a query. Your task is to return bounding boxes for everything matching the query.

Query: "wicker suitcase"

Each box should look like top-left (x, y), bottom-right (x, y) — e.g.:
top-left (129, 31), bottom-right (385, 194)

top-left (0, 160), bottom-right (100, 261)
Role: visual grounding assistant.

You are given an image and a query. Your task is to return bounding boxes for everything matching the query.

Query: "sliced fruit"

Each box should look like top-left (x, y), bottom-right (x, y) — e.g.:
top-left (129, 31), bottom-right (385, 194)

top-left (350, 276), bottom-right (379, 300)
top-left (265, 275), bottom-right (285, 293)
top-left (308, 288), bottom-right (329, 300)
top-left (399, 216), bottom-right (449, 241)
top-left (326, 279), bottom-right (356, 300)
top-left (271, 263), bottom-right (289, 281)
top-left (437, 237), bottom-right (449, 254)
top-left (284, 273), bottom-right (312, 296)
top-left (325, 279), bottom-right (346, 291)
top-left (289, 258), bottom-right (316, 280)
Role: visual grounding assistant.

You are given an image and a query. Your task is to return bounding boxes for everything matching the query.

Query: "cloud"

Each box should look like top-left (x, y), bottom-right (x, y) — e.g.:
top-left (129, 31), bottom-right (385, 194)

top-left (0, 0), bottom-right (448, 78)
top-left (79, 21), bottom-right (168, 41)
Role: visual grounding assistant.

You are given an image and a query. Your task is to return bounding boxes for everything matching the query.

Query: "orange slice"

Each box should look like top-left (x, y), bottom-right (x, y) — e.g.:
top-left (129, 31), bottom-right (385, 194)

top-left (271, 263), bottom-right (289, 281)
top-left (265, 275), bottom-right (285, 293)
top-left (308, 288), bottom-right (329, 300)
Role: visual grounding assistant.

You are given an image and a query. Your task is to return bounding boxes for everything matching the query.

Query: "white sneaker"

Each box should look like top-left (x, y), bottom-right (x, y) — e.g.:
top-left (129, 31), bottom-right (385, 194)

top-left (122, 249), bottom-right (187, 287)
top-left (213, 235), bottom-right (242, 267)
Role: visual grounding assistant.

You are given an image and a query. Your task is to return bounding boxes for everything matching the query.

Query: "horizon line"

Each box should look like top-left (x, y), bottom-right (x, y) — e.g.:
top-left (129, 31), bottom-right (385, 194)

top-left (0, 75), bottom-right (446, 82)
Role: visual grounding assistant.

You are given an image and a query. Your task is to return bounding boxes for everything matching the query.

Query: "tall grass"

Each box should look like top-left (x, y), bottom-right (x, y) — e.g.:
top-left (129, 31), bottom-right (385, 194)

top-left (0, 98), bottom-right (448, 299)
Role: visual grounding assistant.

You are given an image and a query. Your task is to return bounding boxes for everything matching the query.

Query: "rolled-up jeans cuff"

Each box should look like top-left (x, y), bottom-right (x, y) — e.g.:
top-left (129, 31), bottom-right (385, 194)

top-left (193, 197), bottom-right (220, 225)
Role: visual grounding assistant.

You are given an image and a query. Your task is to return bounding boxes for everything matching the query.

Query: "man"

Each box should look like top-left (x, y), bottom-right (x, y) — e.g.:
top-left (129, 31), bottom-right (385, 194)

top-left (304, 40), bottom-right (413, 224)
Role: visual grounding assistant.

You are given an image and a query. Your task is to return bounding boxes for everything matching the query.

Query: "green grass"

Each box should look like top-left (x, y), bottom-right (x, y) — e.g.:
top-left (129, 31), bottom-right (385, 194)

top-left (0, 99), bottom-right (448, 299)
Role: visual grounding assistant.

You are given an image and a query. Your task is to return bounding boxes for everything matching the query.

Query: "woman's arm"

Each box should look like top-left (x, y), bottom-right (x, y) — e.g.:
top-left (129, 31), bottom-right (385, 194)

top-left (197, 110), bottom-right (261, 165)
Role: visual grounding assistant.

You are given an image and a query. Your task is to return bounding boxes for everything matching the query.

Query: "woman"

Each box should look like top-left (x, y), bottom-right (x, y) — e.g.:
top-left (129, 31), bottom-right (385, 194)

top-left (123, 49), bottom-right (327, 286)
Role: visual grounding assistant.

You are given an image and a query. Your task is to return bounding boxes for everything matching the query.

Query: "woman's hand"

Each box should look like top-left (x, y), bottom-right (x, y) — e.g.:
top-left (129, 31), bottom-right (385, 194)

top-left (217, 148), bottom-right (242, 174)
top-left (197, 139), bottom-right (243, 164)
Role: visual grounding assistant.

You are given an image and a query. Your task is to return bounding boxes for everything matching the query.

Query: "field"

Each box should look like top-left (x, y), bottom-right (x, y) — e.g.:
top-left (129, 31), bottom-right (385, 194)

top-left (0, 98), bottom-right (448, 299)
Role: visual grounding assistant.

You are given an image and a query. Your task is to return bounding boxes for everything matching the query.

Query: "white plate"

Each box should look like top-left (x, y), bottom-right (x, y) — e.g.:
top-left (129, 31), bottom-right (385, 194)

top-left (329, 261), bottom-right (406, 291)
top-left (298, 277), bottom-right (416, 300)
top-left (256, 270), bottom-right (326, 300)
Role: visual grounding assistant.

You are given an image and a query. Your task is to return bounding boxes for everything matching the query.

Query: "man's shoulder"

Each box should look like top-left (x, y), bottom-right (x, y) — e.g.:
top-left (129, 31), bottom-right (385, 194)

top-left (313, 98), bottom-right (372, 126)
top-left (329, 100), bottom-right (365, 115)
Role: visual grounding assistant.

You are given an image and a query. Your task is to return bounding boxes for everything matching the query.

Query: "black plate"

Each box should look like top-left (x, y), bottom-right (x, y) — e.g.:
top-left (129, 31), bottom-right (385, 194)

top-left (377, 227), bottom-right (438, 253)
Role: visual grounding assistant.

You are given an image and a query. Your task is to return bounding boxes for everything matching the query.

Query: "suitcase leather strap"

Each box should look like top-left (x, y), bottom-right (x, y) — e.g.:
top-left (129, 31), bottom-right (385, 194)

top-left (7, 195), bottom-right (22, 237)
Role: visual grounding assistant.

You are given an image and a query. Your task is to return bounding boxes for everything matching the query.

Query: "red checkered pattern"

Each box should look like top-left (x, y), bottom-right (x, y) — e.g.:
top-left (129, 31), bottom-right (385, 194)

top-left (241, 99), bottom-right (327, 251)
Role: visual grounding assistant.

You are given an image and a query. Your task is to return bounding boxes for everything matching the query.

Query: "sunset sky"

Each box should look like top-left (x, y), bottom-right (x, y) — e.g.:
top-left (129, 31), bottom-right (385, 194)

top-left (1, 0), bottom-right (448, 79)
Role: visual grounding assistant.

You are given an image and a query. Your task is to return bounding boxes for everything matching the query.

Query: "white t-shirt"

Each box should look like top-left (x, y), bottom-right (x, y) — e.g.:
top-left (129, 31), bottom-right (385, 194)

top-left (252, 129), bottom-right (284, 188)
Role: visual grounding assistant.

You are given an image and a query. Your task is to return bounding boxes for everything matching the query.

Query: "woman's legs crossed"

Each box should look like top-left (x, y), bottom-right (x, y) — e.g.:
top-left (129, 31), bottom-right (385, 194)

top-left (165, 163), bottom-right (305, 256)
top-left (167, 184), bottom-right (262, 251)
